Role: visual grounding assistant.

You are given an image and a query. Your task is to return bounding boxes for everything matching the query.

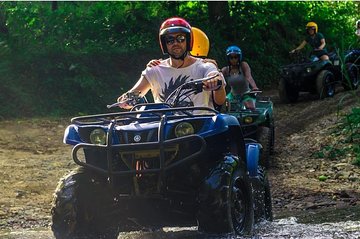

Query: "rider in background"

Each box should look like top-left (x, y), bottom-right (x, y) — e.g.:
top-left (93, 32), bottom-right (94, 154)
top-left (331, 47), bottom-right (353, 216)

top-left (117, 17), bottom-right (226, 109)
top-left (221, 45), bottom-right (259, 111)
top-left (290, 22), bottom-right (329, 61)
top-left (356, 20), bottom-right (360, 38)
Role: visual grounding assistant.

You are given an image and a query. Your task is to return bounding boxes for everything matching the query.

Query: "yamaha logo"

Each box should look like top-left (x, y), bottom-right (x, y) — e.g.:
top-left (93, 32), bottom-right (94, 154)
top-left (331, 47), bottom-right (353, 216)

top-left (133, 135), bottom-right (141, 142)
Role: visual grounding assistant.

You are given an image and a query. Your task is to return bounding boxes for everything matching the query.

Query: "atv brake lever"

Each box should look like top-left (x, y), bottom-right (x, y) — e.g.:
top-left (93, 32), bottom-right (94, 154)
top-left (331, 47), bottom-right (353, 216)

top-left (107, 102), bottom-right (121, 109)
top-left (184, 73), bottom-right (221, 90)
top-left (107, 91), bottom-right (142, 109)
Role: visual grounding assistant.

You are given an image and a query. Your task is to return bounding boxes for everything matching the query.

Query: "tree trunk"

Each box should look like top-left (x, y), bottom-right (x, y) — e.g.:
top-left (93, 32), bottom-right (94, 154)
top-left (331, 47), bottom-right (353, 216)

top-left (207, 1), bottom-right (232, 41)
top-left (0, 9), bottom-right (8, 35)
top-left (52, 1), bottom-right (58, 11)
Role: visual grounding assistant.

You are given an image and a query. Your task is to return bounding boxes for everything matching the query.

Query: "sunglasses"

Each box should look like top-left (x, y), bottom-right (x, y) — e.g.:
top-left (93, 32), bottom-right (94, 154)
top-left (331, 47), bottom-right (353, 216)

top-left (230, 56), bottom-right (238, 60)
top-left (166, 35), bottom-right (186, 45)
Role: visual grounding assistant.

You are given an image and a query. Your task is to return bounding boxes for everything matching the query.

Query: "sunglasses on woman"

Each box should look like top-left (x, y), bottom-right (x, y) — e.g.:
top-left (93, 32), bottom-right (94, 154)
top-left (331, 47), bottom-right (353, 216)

top-left (166, 35), bottom-right (186, 45)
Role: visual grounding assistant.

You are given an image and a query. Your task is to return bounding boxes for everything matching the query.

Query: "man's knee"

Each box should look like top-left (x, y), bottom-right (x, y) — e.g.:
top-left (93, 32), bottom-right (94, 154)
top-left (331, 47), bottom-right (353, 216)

top-left (320, 55), bottom-right (329, 61)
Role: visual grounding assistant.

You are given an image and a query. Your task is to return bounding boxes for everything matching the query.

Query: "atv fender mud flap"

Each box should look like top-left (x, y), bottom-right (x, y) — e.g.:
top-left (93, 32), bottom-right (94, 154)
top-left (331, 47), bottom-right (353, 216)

top-left (246, 143), bottom-right (260, 177)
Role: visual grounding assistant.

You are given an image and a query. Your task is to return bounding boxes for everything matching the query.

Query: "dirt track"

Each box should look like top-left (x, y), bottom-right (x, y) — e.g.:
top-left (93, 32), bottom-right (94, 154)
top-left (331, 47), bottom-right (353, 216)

top-left (0, 88), bottom-right (359, 232)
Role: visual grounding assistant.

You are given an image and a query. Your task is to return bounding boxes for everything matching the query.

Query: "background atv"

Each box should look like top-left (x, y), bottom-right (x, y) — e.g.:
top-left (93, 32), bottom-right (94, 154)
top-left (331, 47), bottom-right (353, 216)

top-left (342, 49), bottom-right (360, 90)
top-left (51, 76), bottom-right (272, 239)
top-left (279, 51), bottom-right (336, 103)
top-left (224, 90), bottom-right (275, 168)
top-left (328, 50), bottom-right (359, 91)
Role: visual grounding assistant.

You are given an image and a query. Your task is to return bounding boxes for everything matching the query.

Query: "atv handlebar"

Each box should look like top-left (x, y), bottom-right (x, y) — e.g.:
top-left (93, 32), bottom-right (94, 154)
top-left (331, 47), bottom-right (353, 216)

top-left (165, 73), bottom-right (222, 107)
top-left (108, 74), bottom-right (222, 109)
top-left (107, 91), bottom-right (147, 109)
top-left (242, 89), bottom-right (262, 98)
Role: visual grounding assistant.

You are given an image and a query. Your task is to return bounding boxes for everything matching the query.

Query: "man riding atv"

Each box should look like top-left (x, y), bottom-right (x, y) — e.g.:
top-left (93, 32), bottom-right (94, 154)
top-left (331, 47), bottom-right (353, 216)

top-left (117, 17), bottom-right (226, 110)
top-left (51, 17), bottom-right (273, 238)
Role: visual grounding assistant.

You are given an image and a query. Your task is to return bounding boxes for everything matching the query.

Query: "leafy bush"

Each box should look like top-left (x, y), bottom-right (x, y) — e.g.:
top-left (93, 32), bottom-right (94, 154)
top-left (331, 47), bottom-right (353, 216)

top-left (315, 108), bottom-right (360, 167)
top-left (0, 1), bottom-right (358, 117)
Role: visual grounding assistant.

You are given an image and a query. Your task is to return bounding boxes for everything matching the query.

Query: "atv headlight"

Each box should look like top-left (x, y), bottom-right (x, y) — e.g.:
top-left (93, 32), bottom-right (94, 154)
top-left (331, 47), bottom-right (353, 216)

top-left (244, 116), bottom-right (253, 124)
top-left (306, 67), bottom-right (312, 73)
top-left (89, 129), bottom-right (106, 145)
top-left (175, 122), bottom-right (194, 137)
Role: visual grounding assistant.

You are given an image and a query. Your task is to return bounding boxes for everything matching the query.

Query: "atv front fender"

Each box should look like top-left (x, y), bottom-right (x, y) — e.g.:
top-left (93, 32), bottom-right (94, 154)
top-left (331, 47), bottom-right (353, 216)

top-left (246, 143), bottom-right (261, 177)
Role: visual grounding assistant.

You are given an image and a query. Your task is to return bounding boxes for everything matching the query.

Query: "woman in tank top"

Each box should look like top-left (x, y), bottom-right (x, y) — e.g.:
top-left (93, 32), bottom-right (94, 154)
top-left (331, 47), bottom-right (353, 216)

top-left (221, 45), bottom-right (259, 110)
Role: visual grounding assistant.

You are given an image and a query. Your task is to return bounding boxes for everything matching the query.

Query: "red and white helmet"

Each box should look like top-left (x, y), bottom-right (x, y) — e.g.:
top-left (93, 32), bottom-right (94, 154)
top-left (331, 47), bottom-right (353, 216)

top-left (159, 17), bottom-right (193, 55)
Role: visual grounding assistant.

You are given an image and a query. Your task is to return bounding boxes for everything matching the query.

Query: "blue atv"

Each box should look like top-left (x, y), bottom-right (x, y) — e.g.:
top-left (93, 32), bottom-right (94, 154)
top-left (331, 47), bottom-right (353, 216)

top-left (224, 90), bottom-right (274, 169)
top-left (279, 51), bottom-right (337, 103)
top-left (342, 49), bottom-right (360, 90)
top-left (50, 76), bottom-right (272, 239)
top-left (326, 50), bottom-right (359, 91)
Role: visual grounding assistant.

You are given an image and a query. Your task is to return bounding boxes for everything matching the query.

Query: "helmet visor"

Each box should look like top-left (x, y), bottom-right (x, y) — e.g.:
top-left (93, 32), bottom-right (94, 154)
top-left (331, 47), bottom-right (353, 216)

top-left (160, 26), bottom-right (190, 36)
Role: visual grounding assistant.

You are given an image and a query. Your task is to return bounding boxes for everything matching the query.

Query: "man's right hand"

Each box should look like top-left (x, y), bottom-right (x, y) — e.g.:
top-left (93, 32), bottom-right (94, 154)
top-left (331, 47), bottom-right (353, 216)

top-left (116, 92), bottom-right (133, 110)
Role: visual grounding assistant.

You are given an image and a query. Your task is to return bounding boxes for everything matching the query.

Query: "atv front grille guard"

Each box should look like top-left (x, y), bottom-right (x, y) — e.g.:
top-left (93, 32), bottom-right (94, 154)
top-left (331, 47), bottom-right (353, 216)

top-left (70, 106), bottom-right (215, 186)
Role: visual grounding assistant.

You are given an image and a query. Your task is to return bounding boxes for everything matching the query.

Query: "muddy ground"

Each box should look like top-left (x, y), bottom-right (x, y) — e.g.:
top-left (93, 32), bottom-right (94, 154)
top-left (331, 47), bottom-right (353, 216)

top-left (0, 88), bottom-right (359, 233)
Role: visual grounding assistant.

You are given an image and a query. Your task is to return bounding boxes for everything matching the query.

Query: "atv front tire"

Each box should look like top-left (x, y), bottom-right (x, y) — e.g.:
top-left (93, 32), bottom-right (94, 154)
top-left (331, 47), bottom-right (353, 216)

top-left (51, 168), bottom-right (119, 239)
top-left (279, 77), bottom-right (299, 103)
top-left (343, 63), bottom-right (359, 91)
top-left (197, 156), bottom-right (254, 236)
top-left (316, 70), bottom-right (335, 99)
top-left (257, 126), bottom-right (272, 168)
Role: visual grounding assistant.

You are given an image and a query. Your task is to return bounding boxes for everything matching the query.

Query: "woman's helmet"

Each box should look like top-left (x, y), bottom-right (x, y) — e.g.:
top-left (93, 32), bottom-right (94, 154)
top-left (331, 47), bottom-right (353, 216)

top-left (159, 17), bottom-right (193, 55)
top-left (306, 22), bottom-right (318, 33)
top-left (226, 45), bottom-right (242, 61)
top-left (190, 27), bottom-right (209, 57)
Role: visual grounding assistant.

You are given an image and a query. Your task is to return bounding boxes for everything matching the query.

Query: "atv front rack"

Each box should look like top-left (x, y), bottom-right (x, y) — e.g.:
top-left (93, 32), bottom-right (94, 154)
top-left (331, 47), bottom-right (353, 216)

top-left (69, 106), bottom-right (216, 190)
top-left (70, 105), bottom-right (218, 125)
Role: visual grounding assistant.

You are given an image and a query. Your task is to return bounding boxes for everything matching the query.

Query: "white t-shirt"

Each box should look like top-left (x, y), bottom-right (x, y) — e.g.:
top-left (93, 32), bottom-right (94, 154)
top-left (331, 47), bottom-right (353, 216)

top-left (142, 58), bottom-right (222, 109)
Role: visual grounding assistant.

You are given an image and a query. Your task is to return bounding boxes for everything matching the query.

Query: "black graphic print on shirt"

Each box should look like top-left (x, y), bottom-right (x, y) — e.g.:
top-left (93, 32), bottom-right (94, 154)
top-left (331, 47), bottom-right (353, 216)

top-left (160, 74), bottom-right (195, 107)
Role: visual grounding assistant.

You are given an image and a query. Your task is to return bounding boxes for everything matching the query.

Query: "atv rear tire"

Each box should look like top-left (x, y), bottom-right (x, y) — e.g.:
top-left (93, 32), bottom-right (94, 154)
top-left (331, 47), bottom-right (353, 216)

top-left (279, 77), bottom-right (299, 103)
top-left (51, 168), bottom-right (119, 239)
top-left (253, 167), bottom-right (273, 222)
top-left (197, 156), bottom-right (254, 236)
top-left (343, 63), bottom-right (359, 91)
top-left (316, 70), bottom-right (335, 99)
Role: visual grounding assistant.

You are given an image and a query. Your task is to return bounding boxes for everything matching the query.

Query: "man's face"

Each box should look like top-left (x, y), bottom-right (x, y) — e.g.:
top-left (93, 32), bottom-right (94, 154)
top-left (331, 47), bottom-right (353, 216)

top-left (165, 33), bottom-right (187, 58)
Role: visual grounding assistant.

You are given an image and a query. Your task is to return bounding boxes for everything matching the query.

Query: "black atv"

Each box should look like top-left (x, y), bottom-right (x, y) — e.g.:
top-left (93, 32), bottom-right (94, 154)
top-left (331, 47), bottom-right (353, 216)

top-left (51, 75), bottom-right (272, 239)
top-left (279, 51), bottom-right (336, 103)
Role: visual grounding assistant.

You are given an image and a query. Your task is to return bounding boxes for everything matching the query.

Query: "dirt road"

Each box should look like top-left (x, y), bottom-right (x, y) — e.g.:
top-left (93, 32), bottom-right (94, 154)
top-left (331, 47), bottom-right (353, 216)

top-left (0, 88), bottom-right (359, 235)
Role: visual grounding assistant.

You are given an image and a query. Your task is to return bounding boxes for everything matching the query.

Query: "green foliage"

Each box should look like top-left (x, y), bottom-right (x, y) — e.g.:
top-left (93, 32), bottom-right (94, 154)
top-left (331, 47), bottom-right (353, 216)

top-left (0, 1), bottom-right (358, 117)
top-left (315, 108), bottom-right (360, 167)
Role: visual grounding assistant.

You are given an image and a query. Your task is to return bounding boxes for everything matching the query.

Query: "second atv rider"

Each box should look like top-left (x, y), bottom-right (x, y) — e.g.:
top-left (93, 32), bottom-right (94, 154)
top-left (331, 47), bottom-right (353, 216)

top-left (290, 21), bottom-right (329, 61)
top-left (221, 45), bottom-right (260, 111)
top-left (117, 17), bottom-right (226, 110)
